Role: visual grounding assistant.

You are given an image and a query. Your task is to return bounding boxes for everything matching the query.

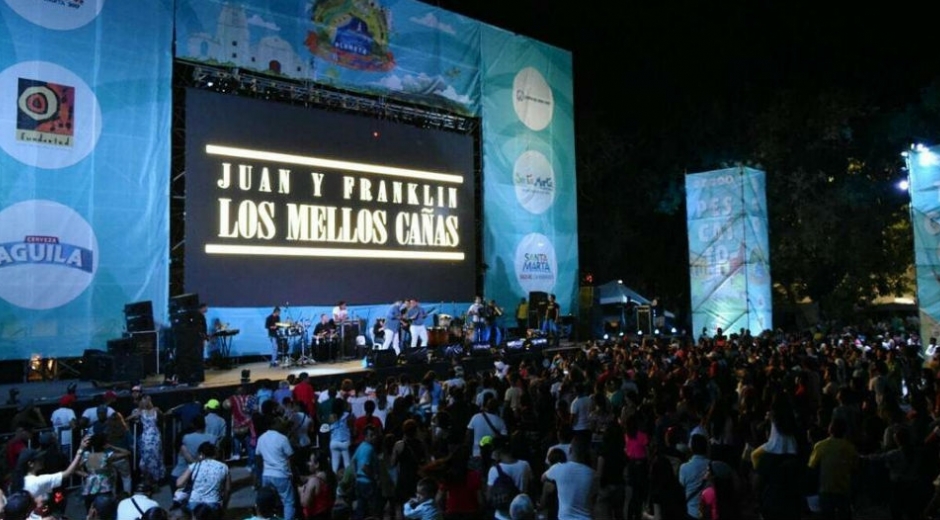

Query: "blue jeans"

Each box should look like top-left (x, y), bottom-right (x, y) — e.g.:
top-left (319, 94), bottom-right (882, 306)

top-left (354, 480), bottom-right (380, 520)
top-left (187, 502), bottom-right (221, 520)
top-left (262, 475), bottom-right (295, 520)
top-left (541, 319), bottom-right (558, 336)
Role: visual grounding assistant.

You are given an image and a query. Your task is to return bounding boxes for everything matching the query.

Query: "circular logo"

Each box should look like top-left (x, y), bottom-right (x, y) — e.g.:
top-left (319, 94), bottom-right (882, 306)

top-left (0, 200), bottom-right (99, 310)
top-left (514, 233), bottom-right (557, 294)
top-left (4, 0), bottom-right (105, 31)
top-left (513, 150), bottom-right (555, 214)
top-left (0, 61), bottom-right (102, 169)
top-left (512, 67), bottom-right (554, 131)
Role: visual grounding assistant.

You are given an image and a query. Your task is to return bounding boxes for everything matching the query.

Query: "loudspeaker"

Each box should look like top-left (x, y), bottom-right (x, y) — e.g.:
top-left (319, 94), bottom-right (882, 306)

top-left (107, 337), bottom-right (136, 356)
top-left (529, 291), bottom-right (549, 329)
top-left (124, 300), bottom-right (154, 333)
top-left (371, 349), bottom-right (397, 368)
top-left (130, 331), bottom-right (158, 375)
top-left (173, 327), bottom-right (205, 384)
top-left (404, 347), bottom-right (429, 365)
top-left (112, 352), bottom-right (144, 382)
top-left (81, 350), bottom-right (113, 381)
top-left (470, 342), bottom-right (492, 356)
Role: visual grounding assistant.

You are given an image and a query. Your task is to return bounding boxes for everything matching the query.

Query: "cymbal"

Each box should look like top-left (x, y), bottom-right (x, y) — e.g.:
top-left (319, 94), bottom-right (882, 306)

top-left (275, 322), bottom-right (292, 327)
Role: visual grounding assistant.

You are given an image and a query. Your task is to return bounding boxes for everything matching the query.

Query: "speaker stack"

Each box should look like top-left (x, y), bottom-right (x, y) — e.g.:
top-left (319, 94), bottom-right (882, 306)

top-left (108, 337), bottom-right (144, 382)
top-left (167, 293), bottom-right (205, 384)
top-left (124, 300), bottom-right (157, 375)
top-left (82, 349), bottom-right (113, 381)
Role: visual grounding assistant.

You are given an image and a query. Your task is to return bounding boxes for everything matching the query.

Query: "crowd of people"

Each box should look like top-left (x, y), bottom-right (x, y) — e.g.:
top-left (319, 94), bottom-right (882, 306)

top-left (0, 323), bottom-right (938, 520)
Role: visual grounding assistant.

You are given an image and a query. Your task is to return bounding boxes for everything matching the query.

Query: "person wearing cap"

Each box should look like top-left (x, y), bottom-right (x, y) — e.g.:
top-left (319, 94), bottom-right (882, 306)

top-left (117, 481), bottom-right (159, 520)
top-left (203, 400), bottom-right (227, 439)
top-left (50, 395), bottom-right (78, 452)
top-left (22, 434), bottom-right (91, 502)
top-left (11, 400), bottom-right (47, 431)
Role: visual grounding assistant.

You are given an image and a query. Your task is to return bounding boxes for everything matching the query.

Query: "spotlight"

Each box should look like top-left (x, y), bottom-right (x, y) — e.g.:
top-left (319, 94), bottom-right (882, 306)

top-left (654, 329), bottom-right (660, 335)
top-left (618, 332), bottom-right (624, 337)
top-left (898, 179), bottom-right (910, 191)
top-left (603, 334), bottom-right (609, 340)
top-left (671, 327), bottom-right (677, 334)
top-left (637, 330), bottom-right (643, 336)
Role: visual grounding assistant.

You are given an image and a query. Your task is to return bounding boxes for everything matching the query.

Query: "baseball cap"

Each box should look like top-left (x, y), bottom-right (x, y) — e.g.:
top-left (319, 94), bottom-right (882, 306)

top-left (205, 399), bottom-right (221, 410)
top-left (59, 394), bottom-right (77, 407)
top-left (131, 385), bottom-right (142, 392)
top-left (479, 435), bottom-right (493, 448)
top-left (103, 390), bottom-right (117, 401)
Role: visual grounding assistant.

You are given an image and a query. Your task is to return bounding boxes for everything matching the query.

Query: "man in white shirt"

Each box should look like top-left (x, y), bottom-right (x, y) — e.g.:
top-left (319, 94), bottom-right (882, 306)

top-left (116, 481), bottom-right (160, 520)
top-left (50, 395), bottom-right (77, 449)
top-left (332, 301), bottom-right (349, 323)
top-left (256, 420), bottom-right (295, 520)
top-left (203, 399), bottom-right (228, 439)
top-left (569, 383), bottom-right (593, 441)
top-left (487, 438), bottom-right (532, 520)
top-left (466, 398), bottom-right (507, 457)
top-left (468, 296), bottom-right (486, 343)
top-left (542, 439), bottom-right (596, 520)
top-left (81, 391), bottom-right (117, 429)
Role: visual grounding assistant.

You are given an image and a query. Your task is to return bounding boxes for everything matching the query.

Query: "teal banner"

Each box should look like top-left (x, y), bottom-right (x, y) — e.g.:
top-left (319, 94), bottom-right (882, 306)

top-left (686, 167), bottom-right (772, 336)
top-left (907, 145), bottom-right (940, 345)
top-left (0, 1), bottom-right (173, 359)
top-left (175, 0), bottom-right (481, 116)
top-left (480, 26), bottom-right (578, 320)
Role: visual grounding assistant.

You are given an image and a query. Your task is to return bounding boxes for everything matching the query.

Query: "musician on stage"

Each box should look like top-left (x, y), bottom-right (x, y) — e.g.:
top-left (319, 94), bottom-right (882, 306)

top-left (541, 294), bottom-right (560, 345)
top-left (313, 313), bottom-right (337, 362)
top-left (467, 296), bottom-right (486, 343)
top-left (265, 306), bottom-right (281, 367)
top-left (486, 299), bottom-right (504, 345)
top-left (382, 300), bottom-right (404, 355)
top-left (515, 297), bottom-right (529, 336)
top-left (405, 298), bottom-right (429, 348)
top-left (332, 301), bottom-right (349, 324)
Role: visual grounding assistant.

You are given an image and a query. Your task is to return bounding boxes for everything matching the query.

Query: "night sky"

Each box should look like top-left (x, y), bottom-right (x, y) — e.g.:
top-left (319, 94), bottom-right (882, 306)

top-left (420, 1), bottom-right (940, 319)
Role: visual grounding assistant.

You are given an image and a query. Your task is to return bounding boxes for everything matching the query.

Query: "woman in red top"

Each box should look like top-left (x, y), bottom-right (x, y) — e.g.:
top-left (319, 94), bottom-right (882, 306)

top-left (423, 445), bottom-right (481, 520)
top-left (298, 452), bottom-right (335, 520)
top-left (353, 400), bottom-right (384, 446)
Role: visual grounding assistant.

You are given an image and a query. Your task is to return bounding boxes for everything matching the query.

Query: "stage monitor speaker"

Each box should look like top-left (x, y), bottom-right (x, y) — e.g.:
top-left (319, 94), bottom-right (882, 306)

top-left (371, 349), bottom-right (397, 368)
top-left (130, 331), bottom-right (158, 375)
top-left (404, 347), bottom-right (429, 365)
top-left (636, 305), bottom-right (652, 335)
top-left (529, 291), bottom-right (549, 329)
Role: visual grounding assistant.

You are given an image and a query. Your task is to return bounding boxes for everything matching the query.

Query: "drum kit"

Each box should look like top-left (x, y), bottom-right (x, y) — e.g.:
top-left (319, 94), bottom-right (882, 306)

top-left (275, 319), bottom-right (316, 368)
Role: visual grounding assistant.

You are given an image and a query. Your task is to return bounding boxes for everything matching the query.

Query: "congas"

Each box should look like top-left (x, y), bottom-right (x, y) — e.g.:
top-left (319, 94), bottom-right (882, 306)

top-left (428, 327), bottom-right (448, 347)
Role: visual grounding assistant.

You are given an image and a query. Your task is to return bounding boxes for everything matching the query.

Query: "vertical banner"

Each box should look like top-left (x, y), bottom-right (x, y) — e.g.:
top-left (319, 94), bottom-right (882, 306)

top-left (686, 167), bottom-right (772, 336)
top-left (480, 26), bottom-right (578, 319)
top-left (907, 146), bottom-right (940, 346)
top-left (0, 1), bottom-right (173, 359)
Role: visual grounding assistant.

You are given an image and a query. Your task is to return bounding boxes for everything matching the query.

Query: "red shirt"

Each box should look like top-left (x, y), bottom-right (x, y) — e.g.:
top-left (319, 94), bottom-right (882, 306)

top-left (292, 381), bottom-right (316, 418)
top-left (353, 415), bottom-right (383, 444)
top-left (441, 469), bottom-right (482, 514)
top-left (6, 438), bottom-right (25, 470)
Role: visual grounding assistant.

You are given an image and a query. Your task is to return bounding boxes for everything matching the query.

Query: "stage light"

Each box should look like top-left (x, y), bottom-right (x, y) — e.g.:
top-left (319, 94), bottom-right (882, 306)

top-left (637, 330), bottom-right (643, 336)
top-left (671, 327), bottom-right (677, 334)
top-left (603, 334), bottom-right (609, 340)
top-left (654, 329), bottom-right (660, 335)
top-left (898, 179), bottom-right (910, 191)
top-left (618, 332), bottom-right (624, 337)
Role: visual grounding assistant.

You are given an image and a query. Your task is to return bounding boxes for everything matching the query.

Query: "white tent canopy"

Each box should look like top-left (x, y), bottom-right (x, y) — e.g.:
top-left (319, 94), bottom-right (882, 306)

top-left (596, 280), bottom-right (652, 306)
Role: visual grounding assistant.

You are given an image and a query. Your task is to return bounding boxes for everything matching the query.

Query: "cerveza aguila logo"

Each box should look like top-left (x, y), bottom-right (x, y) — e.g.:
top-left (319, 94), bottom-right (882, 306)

top-left (0, 235), bottom-right (94, 273)
top-left (16, 77), bottom-right (75, 147)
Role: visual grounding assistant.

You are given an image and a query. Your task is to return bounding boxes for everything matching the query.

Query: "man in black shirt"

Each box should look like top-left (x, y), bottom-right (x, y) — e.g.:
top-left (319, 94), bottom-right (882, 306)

top-left (265, 307), bottom-right (282, 367)
top-left (312, 314), bottom-right (337, 362)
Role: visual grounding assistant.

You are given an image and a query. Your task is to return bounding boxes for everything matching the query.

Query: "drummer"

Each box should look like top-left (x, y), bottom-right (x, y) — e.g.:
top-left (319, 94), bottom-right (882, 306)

top-left (313, 314), bottom-right (337, 361)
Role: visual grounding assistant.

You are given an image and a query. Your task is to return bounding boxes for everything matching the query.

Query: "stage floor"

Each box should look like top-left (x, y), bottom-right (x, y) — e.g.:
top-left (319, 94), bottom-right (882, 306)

top-left (0, 358), bottom-right (368, 410)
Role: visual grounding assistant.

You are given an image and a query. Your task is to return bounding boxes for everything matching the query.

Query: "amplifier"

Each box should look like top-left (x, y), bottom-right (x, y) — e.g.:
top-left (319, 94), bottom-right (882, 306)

top-left (371, 349), bottom-right (397, 368)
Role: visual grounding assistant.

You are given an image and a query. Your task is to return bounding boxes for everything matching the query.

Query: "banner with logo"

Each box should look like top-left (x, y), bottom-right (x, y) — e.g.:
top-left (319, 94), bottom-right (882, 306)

top-left (0, 1), bottom-right (172, 359)
top-left (480, 26), bottom-right (578, 319)
top-left (907, 146), bottom-right (940, 346)
top-left (686, 167), bottom-right (772, 336)
top-left (175, 0), bottom-right (481, 116)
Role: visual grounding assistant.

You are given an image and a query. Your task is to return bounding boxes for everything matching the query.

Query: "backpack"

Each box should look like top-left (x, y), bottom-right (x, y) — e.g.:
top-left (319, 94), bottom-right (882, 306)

top-left (488, 463), bottom-right (520, 511)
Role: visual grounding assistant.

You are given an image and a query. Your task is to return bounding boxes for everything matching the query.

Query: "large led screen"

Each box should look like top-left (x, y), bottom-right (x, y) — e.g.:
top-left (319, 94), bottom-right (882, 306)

top-left (184, 89), bottom-right (476, 306)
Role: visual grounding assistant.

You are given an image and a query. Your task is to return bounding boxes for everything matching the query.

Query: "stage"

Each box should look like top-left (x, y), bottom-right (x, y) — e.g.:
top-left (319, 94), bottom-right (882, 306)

top-left (0, 340), bottom-right (580, 433)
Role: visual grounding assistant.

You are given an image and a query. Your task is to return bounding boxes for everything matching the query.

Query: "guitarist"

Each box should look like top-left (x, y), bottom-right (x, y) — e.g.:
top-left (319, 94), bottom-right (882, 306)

top-left (312, 314), bottom-right (337, 361)
top-left (405, 298), bottom-right (429, 349)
